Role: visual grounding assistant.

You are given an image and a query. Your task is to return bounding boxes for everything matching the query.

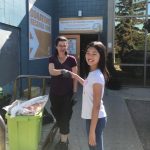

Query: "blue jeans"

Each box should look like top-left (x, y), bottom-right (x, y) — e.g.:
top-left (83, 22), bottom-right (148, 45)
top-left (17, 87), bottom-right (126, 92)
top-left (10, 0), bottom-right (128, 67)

top-left (86, 117), bottom-right (107, 150)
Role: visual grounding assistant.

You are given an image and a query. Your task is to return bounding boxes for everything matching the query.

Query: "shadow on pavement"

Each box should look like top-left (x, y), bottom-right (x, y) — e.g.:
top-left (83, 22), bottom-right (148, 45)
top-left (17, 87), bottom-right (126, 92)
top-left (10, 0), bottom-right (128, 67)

top-left (126, 100), bottom-right (150, 150)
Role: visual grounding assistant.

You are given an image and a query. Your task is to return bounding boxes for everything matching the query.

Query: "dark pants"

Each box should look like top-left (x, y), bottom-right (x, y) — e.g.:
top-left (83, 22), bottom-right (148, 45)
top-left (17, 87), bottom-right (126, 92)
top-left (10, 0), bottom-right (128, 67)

top-left (50, 92), bottom-right (73, 134)
top-left (86, 117), bottom-right (107, 150)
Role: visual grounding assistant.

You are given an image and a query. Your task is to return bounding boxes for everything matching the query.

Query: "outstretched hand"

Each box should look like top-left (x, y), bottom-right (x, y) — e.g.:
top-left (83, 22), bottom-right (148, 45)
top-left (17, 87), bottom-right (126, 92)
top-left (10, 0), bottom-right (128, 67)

top-left (61, 69), bottom-right (71, 78)
top-left (68, 71), bottom-right (77, 79)
top-left (69, 71), bottom-right (84, 85)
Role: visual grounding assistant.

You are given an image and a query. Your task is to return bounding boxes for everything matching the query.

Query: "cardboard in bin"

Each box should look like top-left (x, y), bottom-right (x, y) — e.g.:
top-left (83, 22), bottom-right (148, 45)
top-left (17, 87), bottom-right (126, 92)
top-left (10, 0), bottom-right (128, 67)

top-left (6, 112), bottom-right (42, 150)
top-left (23, 87), bottom-right (40, 98)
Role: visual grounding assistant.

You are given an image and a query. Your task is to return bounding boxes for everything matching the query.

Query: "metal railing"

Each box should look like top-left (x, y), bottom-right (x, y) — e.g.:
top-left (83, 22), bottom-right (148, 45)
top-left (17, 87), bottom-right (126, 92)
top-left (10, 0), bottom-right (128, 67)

top-left (13, 75), bottom-right (51, 101)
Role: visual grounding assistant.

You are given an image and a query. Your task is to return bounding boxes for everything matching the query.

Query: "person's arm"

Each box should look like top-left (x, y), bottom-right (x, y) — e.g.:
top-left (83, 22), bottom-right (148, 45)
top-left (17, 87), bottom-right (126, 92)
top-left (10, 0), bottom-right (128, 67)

top-left (49, 63), bottom-right (68, 76)
top-left (69, 71), bottom-right (84, 85)
top-left (72, 66), bottom-right (78, 93)
top-left (89, 83), bottom-right (103, 146)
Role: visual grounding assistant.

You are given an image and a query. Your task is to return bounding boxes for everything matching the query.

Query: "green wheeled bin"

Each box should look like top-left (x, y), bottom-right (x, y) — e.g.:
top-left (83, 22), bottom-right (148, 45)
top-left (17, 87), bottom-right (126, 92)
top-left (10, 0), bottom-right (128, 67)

top-left (6, 112), bottom-right (42, 150)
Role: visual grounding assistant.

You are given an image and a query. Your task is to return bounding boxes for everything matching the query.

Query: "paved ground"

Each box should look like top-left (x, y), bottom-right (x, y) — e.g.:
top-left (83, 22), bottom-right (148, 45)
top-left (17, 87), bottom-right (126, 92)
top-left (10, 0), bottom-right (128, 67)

top-left (40, 86), bottom-right (89, 150)
top-left (103, 89), bottom-right (143, 150)
top-left (40, 87), bottom-right (150, 150)
top-left (126, 100), bottom-right (150, 150)
top-left (5, 87), bottom-right (150, 150)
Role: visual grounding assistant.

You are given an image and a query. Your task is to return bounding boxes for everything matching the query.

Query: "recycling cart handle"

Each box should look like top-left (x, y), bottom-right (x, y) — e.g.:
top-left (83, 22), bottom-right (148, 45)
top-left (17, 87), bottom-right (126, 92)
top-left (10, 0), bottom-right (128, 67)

top-left (13, 75), bottom-right (51, 101)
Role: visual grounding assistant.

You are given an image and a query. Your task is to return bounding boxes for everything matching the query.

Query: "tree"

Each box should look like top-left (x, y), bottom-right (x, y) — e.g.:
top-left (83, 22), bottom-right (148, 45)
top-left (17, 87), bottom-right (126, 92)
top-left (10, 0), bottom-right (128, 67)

top-left (115, 0), bottom-right (146, 62)
top-left (115, 18), bottom-right (134, 61)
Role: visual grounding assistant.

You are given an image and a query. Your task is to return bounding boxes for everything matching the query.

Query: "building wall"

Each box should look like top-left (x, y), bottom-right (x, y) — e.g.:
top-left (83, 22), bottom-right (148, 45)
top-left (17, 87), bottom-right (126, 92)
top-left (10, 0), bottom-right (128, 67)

top-left (0, 0), bottom-right (27, 93)
top-left (0, 0), bottom-right (109, 92)
top-left (0, 0), bottom-right (55, 93)
top-left (0, 0), bottom-right (55, 76)
top-left (0, 0), bottom-right (29, 76)
top-left (0, 0), bottom-right (108, 76)
top-left (57, 0), bottom-right (108, 44)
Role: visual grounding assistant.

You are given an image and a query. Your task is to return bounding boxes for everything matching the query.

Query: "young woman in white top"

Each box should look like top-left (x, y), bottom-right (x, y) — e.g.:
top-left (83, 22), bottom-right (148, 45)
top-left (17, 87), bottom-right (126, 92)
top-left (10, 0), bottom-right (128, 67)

top-left (70, 41), bottom-right (109, 150)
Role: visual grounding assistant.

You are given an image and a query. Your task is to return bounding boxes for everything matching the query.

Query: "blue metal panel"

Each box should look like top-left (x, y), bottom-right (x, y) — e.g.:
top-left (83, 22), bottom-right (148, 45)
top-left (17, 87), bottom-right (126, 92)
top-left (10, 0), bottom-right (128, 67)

top-left (0, 23), bottom-right (20, 94)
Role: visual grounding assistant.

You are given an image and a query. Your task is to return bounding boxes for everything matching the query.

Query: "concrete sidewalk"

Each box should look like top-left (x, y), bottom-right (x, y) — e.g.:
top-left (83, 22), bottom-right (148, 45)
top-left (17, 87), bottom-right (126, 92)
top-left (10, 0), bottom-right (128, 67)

top-left (5, 87), bottom-right (149, 150)
top-left (104, 89), bottom-right (144, 150)
top-left (41, 87), bottom-right (150, 150)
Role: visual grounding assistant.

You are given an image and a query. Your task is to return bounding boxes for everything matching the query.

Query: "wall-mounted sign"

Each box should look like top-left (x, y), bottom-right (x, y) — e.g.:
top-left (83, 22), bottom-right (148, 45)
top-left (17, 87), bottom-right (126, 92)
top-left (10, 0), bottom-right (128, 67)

top-left (59, 17), bottom-right (103, 34)
top-left (68, 39), bottom-right (77, 55)
top-left (29, 1), bottom-right (51, 60)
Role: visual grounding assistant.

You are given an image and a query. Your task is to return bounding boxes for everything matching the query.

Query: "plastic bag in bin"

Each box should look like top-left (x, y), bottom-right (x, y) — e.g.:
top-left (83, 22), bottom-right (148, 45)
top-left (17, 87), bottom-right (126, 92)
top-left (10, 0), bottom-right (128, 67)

top-left (3, 95), bottom-right (48, 117)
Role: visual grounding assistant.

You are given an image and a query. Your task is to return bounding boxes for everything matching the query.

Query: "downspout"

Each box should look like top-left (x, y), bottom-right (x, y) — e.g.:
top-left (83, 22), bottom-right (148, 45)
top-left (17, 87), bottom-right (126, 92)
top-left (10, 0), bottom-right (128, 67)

top-left (0, 115), bottom-right (5, 150)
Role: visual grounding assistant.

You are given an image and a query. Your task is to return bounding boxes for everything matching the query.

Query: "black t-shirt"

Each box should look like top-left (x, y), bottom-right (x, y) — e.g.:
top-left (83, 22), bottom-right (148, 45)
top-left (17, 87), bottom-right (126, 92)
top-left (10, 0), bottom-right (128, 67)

top-left (49, 55), bottom-right (77, 95)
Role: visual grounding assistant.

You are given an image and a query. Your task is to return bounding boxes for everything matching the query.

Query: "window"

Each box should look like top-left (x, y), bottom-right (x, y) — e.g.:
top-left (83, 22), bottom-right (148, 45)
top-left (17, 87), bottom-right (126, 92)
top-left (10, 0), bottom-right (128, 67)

top-left (114, 0), bottom-right (149, 86)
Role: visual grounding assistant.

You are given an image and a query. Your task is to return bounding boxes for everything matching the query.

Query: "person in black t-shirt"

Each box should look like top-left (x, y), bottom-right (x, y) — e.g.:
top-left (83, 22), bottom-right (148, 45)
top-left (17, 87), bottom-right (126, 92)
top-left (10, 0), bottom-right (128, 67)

top-left (48, 36), bottom-right (78, 150)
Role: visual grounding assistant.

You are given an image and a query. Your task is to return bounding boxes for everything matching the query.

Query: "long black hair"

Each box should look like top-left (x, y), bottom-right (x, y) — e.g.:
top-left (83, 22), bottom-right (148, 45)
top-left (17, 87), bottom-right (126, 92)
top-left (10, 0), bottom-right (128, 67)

top-left (84, 41), bottom-right (109, 81)
top-left (54, 36), bottom-right (68, 56)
